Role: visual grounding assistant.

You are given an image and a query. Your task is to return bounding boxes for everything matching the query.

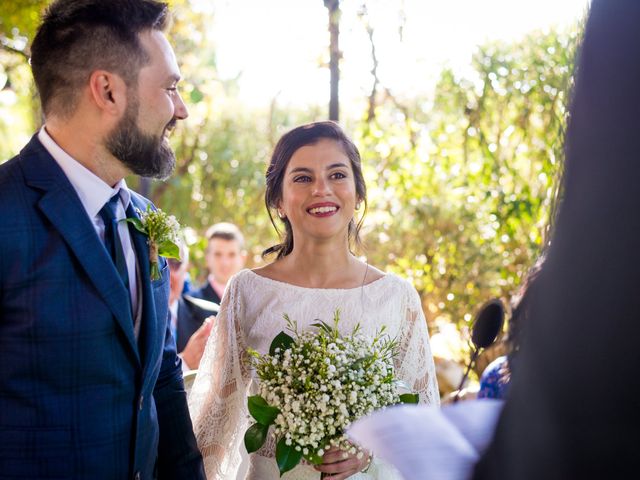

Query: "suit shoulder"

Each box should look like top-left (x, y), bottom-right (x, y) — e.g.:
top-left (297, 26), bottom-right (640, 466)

top-left (0, 154), bottom-right (28, 208)
top-left (0, 153), bottom-right (23, 185)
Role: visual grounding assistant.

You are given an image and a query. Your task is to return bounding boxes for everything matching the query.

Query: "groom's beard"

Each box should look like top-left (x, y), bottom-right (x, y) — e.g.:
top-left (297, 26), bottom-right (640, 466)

top-left (106, 99), bottom-right (177, 180)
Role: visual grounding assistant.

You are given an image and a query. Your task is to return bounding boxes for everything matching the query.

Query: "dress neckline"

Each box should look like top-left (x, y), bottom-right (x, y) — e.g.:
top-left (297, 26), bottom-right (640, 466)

top-left (245, 269), bottom-right (391, 292)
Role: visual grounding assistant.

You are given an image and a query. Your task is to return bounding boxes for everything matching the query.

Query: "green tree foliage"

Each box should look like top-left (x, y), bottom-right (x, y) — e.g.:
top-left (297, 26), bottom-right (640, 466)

top-left (0, 0), bottom-right (48, 41)
top-left (357, 27), bottom-right (580, 330)
top-left (0, 0), bottom-right (48, 158)
top-left (0, 0), bottom-right (580, 342)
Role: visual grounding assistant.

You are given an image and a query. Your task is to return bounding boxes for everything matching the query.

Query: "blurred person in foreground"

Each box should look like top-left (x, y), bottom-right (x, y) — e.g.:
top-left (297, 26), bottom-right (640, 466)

top-left (0, 0), bottom-right (205, 478)
top-left (474, 0), bottom-right (640, 477)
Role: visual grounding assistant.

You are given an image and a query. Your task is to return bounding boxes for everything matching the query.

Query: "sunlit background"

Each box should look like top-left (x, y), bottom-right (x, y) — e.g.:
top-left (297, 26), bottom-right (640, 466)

top-left (0, 0), bottom-right (590, 394)
top-left (209, 0), bottom-right (589, 107)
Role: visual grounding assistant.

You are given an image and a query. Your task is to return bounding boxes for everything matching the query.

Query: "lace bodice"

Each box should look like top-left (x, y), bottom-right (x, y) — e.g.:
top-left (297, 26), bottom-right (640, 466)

top-left (188, 269), bottom-right (439, 479)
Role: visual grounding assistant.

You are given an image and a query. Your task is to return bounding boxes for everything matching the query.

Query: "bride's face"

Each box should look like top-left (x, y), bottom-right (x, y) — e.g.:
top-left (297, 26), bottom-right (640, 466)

top-left (279, 138), bottom-right (359, 243)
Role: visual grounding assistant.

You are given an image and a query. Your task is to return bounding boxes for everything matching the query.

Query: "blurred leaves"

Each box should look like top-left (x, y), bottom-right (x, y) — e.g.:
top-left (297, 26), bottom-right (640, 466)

top-left (357, 27), bottom-right (580, 331)
top-left (0, 1), bottom-right (580, 346)
top-left (0, 0), bottom-right (48, 46)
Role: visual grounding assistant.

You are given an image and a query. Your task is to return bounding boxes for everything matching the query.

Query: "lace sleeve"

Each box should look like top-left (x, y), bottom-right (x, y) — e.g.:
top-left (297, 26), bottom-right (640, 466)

top-left (395, 282), bottom-right (440, 406)
top-left (188, 275), bottom-right (251, 479)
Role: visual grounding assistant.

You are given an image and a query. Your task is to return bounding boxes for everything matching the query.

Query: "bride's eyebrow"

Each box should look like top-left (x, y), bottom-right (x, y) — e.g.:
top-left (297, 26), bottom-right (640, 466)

top-left (326, 162), bottom-right (348, 170)
top-left (288, 167), bottom-right (313, 175)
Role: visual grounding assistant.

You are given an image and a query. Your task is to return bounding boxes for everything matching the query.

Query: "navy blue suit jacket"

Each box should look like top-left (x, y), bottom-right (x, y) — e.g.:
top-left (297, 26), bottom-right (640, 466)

top-left (175, 296), bottom-right (218, 354)
top-left (0, 136), bottom-right (205, 479)
top-left (190, 282), bottom-right (222, 306)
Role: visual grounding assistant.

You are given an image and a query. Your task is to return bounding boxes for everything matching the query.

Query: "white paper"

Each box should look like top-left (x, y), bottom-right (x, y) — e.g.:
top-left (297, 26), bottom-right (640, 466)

top-left (347, 400), bottom-right (504, 480)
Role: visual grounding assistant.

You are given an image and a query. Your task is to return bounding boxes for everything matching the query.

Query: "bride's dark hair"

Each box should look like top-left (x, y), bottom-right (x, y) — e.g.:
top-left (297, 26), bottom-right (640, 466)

top-left (262, 121), bottom-right (367, 259)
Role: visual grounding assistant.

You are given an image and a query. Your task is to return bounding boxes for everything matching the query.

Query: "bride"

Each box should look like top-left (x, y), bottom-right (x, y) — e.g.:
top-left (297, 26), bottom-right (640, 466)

top-left (188, 121), bottom-right (439, 479)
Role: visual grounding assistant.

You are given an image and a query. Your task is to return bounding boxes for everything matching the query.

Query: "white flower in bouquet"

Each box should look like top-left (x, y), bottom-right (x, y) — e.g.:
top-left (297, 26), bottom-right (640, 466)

top-left (244, 310), bottom-right (418, 476)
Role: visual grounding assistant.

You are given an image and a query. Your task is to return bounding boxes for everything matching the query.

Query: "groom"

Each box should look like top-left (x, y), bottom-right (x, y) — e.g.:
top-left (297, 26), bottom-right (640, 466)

top-left (0, 1), bottom-right (205, 478)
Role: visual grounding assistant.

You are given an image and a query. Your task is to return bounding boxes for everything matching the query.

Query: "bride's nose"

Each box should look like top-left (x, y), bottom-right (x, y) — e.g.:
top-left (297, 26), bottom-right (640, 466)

top-left (312, 177), bottom-right (331, 196)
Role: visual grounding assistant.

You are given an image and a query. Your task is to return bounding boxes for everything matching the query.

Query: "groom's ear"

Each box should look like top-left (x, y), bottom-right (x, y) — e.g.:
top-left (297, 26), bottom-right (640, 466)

top-left (88, 70), bottom-right (128, 117)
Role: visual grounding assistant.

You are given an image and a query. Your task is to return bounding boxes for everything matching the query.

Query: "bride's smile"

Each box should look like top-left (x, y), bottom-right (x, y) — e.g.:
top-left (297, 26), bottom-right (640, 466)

top-left (306, 202), bottom-right (339, 217)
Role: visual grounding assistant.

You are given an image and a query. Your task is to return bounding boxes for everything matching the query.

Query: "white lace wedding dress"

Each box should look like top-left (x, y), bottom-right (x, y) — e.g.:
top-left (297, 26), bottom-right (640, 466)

top-left (188, 269), bottom-right (439, 479)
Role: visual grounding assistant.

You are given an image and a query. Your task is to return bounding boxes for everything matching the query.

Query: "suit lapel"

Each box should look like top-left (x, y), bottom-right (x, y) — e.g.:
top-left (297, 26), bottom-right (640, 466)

top-left (127, 199), bottom-right (163, 388)
top-left (21, 136), bottom-right (140, 364)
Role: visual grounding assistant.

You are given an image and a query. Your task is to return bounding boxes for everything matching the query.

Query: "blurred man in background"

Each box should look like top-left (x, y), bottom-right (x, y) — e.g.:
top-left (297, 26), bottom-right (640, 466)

top-left (191, 222), bottom-right (247, 304)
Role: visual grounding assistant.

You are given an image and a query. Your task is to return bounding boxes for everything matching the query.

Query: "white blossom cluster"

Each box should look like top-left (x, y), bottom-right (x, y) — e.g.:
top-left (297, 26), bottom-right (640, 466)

top-left (137, 206), bottom-right (181, 245)
top-left (252, 317), bottom-right (401, 460)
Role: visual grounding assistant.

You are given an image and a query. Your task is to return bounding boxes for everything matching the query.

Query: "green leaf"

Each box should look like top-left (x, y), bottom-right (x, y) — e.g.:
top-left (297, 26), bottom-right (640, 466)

top-left (302, 448), bottom-right (323, 465)
top-left (244, 422), bottom-right (269, 453)
top-left (276, 437), bottom-right (303, 477)
top-left (125, 217), bottom-right (145, 233)
top-left (247, 395), bottom-right (280, 425)
top-left (190, 87), bottom-right (204, 103)
top-left (269, 331), bottom-right (295, 356)
top-left (158, 240), bottom-right (180, 259)
top-left (399, 393), bottom-right (420, 404)
top-left (350, 355), bottom-right (374, 370)
top-left (310, 320), bottom-right (334, 335)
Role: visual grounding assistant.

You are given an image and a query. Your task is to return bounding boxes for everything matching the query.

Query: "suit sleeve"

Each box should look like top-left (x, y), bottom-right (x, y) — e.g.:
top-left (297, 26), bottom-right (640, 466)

top-left (154, 308), bottom-right (206, 479)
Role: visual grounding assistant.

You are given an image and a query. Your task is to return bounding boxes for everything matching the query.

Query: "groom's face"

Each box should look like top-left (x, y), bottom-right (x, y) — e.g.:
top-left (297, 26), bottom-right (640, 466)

top-left (106, 30), bottom-right (188, 179)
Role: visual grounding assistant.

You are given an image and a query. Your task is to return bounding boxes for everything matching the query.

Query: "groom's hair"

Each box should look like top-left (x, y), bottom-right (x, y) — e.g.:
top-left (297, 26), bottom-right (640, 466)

top-left (30, 0), bottom-right (170, 118)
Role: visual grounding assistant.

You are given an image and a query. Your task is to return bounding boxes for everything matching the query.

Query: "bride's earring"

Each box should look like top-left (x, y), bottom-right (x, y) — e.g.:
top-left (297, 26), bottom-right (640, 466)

top-left (278, 210), bottom-right (286, 219)
top-left (355, 202), bottom-right (361, 211)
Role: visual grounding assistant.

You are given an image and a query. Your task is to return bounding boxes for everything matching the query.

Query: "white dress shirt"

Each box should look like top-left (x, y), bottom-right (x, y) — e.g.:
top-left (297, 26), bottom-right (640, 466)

top-left (38, 127), bottom-right (140, 324)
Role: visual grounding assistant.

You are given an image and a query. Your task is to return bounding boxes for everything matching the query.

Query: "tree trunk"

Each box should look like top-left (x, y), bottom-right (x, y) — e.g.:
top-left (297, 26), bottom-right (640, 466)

top-left (324, 0), bottom-right (340, 121)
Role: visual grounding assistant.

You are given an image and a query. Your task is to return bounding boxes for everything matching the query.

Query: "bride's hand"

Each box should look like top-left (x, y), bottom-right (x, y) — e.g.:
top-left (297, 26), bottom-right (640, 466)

top-left (314, 446), bottom-right (371, 479)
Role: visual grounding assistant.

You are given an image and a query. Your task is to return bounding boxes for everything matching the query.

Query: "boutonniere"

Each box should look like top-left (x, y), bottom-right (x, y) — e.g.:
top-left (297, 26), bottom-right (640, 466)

top-left (126, 206), bottom-right (181, 280)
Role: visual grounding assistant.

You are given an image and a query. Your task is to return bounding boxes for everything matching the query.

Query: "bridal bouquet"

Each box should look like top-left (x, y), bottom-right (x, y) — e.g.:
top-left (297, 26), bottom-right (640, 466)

top-left (244, 310), bottom-right (418, 476)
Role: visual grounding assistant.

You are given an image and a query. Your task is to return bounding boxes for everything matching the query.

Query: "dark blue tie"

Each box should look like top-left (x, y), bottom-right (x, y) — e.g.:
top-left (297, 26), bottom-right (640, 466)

top-left (99, 194), bottom-right (131, 303)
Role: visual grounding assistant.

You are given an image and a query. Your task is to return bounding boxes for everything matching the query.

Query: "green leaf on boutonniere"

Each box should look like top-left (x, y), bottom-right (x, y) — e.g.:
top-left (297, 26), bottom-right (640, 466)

top-left (244, 422), bottom-right (269, 453)
top-left (247, 395), bottom-right (280, 425)
top-left (125, 217), bottom-right (145, 233)
top-left (399, 393), bottom-right (420, 404)
top-left (157, 239), bottom-right (180, 259)
top-left (276, 437), bottom-right (303, 477)
top-left (269, 331), bottom-right (295, 356)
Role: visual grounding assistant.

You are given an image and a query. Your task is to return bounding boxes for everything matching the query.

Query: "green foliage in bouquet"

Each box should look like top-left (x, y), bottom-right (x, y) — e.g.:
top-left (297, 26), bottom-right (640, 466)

top-left (244, 310), bottom-right (418, 477)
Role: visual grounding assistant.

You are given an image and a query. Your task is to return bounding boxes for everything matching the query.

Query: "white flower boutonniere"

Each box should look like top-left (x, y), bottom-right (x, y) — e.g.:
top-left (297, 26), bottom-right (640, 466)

top-left (126, 206), bottom-right (181, 280)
